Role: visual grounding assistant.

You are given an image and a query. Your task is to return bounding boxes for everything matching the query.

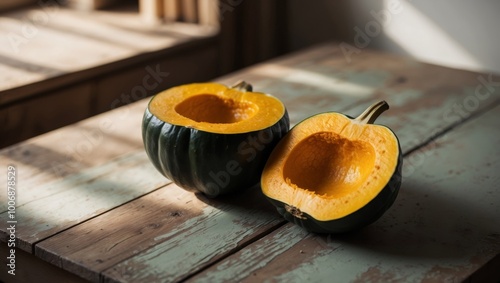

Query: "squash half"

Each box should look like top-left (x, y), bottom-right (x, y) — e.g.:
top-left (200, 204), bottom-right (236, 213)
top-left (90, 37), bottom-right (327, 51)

top-left (143, 81), bottom-right (289, 197)
top-left (261, 101), bottom-right (402, 233)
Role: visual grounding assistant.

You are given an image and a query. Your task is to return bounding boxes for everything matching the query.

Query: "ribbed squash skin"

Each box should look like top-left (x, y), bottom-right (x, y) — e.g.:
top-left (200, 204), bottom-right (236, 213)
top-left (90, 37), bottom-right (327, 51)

top-left (142, 107), bottom-right (289, 197)
top-left (268, 142), bottom-right (402, 234)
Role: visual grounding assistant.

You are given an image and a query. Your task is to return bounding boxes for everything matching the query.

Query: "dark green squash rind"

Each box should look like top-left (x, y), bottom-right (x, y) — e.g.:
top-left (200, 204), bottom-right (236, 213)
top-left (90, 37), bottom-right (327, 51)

top-left (143, 106), bottom-right (290, 197)
top-left (265, 132), bottom-right (403, 234)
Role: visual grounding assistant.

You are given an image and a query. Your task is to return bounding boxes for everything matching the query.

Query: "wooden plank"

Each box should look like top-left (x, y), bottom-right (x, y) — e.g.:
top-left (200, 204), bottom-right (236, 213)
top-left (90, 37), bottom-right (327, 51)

top-left (0, 245), bottom-right (89, 283)
top-left (1, 42), bottom-right (499, 281)
top-left (0, 36), bottom-right (219, 148)
top-left (1, 149), bottom-right (146, 213)
top-left (0, 4), bottom-right (218, 105)
top-left (36, 183), bottom-right (283, 282)
top-left (0, 150), bottom-right (170, 252)
top-left (190, 105), bottom-right (500, 282)
top-left (186, 224), bottom-right (312, 283)
top-left (0, 99), bottom-right (148, 213)
top-left (35, 183), bottom-right (202, 282)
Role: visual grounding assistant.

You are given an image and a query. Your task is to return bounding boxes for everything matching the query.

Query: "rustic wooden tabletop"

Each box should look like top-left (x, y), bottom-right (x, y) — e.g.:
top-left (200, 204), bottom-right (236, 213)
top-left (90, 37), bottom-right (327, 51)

top-left (1, 42), bottom-right (499, 283)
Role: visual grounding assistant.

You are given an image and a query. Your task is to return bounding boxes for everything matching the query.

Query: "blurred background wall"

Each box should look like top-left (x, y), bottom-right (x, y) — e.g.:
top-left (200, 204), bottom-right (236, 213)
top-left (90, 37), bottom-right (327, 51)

top-left (287, 0), bottom-right (500, 74)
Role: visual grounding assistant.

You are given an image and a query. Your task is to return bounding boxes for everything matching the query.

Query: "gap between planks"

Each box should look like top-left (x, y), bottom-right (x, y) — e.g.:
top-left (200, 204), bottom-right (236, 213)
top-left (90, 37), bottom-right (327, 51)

top-left (174, 90), bottom-right (497, 281)
top-left (187, 103), bottom-right (500, 283)
top-left (4, 42), bottom-right (499, 282)
top-left (176, 220), bottom-right (289, 282)
top-left (29, 180), bottom-right (173, 255)
top-left (178, 96), bottom-right (500, 282)
top-left (98, 103), bottom-right (500, 282)
top-left (402, 98), bottom-right (500, 159)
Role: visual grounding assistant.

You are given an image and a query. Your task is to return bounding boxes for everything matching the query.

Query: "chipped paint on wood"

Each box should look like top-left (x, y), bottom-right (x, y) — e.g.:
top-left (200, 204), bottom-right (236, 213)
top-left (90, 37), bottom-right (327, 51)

top-left (1, 42), bottom-right (499, 282)
top-left (187, 224), bottom-right (310, 283)
top-left (35, 184), bottom-right (203, 282)
top-left (194, 104), bottom-right (500, 283)
top-left (101, 190), bottom-right (284, 283)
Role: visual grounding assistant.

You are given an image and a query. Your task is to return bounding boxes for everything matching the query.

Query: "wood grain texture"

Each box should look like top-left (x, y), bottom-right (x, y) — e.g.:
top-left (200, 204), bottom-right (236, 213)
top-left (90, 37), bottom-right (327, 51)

top-left (217, 43), bottom-right (500, 151)
top-left (1, 42), bottom-right (499, 282)
top-left (0, 100), bottom-right (148, 213)
top-left (100, 186), bottom-right (283, 283)
top-left (0, 4), bottom-right (218, 104)
top-left (0, 245), bottom-right (89, 283)
top-left (0, 82), bottom-right (93, 148)
top-left (190, 105), bottom-right (500, 283)
top-left (36, 183), bottom-right (283, 282)
top-left (35, 183), bottom-right (199, 282)
top-left (186, 224), bottom-right (312, 283)
top-left (72, 43), bottom-right (500, 282)
top-left (0, 150), bottom-right (169, 252)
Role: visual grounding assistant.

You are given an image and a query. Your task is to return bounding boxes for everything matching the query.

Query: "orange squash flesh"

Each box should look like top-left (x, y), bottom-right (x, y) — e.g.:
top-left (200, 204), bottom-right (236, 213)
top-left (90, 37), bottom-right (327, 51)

top-left (149, 82), bottom-right (286, 134)
top-left (262, 102), bottom-right (400, 222)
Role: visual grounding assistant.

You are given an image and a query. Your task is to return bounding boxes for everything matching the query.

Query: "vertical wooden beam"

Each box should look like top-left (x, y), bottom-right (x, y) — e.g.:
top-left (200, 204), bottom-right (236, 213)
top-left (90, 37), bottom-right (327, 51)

top-left (163, 0), bottom-right (181, 22)
top-left (139, 0), bottom-right (164, 25)
top-left (217, 0), bottom-right (243, 74)
top-left (253, 0), bottom-right (288, 63)
top-left (198, 0), bottom-right (219, 26)
top-left (182, 0), bottom-right (198, 23)
top-left (217, 0), bottom-right (289, 74)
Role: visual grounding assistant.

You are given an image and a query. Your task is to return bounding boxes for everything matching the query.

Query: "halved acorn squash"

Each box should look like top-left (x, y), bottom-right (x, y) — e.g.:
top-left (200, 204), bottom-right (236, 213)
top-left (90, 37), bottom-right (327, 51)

top-left (261, 101), bottom-right (402, 233)
top-left (142, 81), bottom-right (289, 197)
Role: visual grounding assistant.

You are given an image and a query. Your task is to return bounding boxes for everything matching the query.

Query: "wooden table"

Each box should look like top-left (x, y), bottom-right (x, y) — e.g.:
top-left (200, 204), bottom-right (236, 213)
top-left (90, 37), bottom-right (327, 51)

top-left (1, 42), bottom-right (499, 283)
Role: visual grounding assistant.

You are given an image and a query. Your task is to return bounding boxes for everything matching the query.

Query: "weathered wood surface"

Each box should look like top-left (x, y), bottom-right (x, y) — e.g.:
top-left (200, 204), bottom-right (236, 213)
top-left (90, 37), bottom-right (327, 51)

top-left (1, 42), bottom-right (499, 282)
top-left (190, 104), bottom-right (500, 283)
top-left (0, 245), bottom-right (88, 283)
top-left (0, 151), bottom-right (169, 252)
top-left (0, 100), bottom-right (148, 213)
top-left (0, 2), bottom-right (220, 148)
top-left (0, 3), bottom-right (218, 104)
top-left (37, 183), bottom-right (283, 282)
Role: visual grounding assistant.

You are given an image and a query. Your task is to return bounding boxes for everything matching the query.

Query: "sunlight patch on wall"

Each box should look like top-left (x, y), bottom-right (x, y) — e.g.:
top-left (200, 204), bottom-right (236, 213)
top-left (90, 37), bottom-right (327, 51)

top-left (382, 1), bottom-right (482, 72)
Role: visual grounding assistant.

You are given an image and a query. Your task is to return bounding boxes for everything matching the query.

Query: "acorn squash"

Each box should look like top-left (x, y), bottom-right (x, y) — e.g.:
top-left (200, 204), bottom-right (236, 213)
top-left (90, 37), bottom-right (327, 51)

top-left (142, 81), bottom-right (289, 197)
top-left (261, 101), bottom-right (402, 233)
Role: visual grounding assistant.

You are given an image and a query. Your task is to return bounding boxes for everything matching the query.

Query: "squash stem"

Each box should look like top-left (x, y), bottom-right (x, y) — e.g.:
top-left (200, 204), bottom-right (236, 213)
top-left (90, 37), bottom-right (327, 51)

top-left (354, 101), bottom-right (389, 124)
top-left (231, 80), bottom-right (253, 92)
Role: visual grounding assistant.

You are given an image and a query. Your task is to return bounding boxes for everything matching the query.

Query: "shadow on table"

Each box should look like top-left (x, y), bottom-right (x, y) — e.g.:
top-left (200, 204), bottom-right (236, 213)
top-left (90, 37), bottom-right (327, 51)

top-left (193, 183), bottom-right (279, 217)
top-left (194, 175), bottom-right (499, 261)
top-left (328, 178), bottom-right (499, 261)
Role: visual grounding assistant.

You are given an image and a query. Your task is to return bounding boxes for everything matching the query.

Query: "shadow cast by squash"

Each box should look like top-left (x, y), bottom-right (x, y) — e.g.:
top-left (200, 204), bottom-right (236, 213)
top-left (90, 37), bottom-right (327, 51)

top-left (327, 178), bottom-right (499, 261)
top-left (193, 183), bottom-right (281, 220)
